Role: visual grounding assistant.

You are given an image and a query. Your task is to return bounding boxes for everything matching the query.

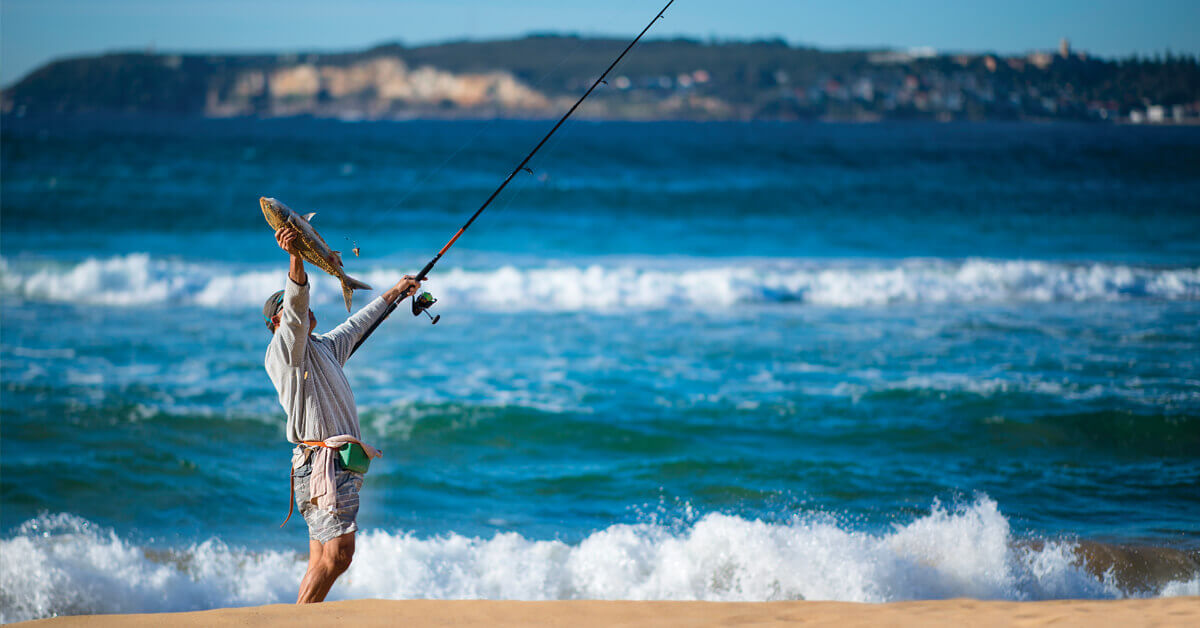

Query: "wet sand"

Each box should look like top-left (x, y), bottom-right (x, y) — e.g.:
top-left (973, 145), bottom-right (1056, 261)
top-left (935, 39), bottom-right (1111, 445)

top-left (19, 597), bottom-right (1200, 627)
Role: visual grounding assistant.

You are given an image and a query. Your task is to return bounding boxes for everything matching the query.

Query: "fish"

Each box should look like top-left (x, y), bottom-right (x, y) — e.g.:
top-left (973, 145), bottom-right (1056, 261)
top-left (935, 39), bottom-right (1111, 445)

top-left (260, 196), bottom-right (371, 311)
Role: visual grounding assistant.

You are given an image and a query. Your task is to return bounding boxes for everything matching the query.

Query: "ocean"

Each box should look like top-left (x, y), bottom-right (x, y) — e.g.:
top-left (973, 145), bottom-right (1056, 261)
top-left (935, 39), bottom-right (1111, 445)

top-left (1, 116), bottom-right (1198, 621)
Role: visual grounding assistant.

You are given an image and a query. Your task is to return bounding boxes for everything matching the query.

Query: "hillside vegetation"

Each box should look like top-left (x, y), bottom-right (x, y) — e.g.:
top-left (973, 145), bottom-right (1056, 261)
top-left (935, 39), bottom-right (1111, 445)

top-left (4, 35), bottom-right (1198, 121)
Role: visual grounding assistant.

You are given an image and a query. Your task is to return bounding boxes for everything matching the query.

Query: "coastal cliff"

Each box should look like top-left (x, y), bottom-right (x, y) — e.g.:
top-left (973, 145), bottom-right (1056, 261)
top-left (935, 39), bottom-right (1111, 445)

top-left (3, 35), bottom-right (1198, 121)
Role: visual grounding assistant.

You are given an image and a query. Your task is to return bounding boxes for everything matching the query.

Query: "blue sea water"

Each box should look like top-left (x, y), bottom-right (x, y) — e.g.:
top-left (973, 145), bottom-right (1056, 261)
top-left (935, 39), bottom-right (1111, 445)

top-left (2, 116), bottom-right (1199, 620)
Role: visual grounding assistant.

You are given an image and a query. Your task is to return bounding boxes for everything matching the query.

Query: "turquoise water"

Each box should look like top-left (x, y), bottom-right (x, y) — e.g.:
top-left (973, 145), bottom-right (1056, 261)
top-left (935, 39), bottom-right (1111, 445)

top-left (2, 117), bottom-right (1199, 620)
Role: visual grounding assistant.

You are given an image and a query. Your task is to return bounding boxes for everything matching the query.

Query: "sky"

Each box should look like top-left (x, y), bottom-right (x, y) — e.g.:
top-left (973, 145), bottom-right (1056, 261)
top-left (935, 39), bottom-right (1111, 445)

top-left (3, 0), bottom-right (1199, 86)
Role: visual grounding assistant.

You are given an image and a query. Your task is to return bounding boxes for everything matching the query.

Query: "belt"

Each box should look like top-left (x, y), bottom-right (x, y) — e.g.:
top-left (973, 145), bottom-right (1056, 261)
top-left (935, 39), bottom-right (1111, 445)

top-left (280, 441), bottom-right (337, 528)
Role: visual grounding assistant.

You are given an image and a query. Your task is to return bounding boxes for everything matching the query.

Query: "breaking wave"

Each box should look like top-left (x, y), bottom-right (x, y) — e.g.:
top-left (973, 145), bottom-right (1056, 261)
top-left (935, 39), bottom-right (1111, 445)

top-left (2, 499), bottom-right (1197, 622)
top-left (2, 254), bottom-right (1198, 310)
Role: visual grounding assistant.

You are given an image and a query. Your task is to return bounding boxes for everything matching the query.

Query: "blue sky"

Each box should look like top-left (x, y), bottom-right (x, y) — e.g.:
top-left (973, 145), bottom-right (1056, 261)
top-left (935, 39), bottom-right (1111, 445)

top-left (3, 0), bottom-right (1198, 86)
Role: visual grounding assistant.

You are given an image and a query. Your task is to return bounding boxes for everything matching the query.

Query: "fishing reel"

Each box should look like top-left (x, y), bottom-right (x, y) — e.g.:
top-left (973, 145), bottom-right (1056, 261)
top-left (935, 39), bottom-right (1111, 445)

top-left (411, 291), bottom-right (440, 324)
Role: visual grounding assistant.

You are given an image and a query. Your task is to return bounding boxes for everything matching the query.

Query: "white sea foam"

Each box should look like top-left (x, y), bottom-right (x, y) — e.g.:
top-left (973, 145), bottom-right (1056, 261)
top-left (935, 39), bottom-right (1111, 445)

top-left (0, 514), bottom-right (301, 623)
top-left (821, 372), bottom-right (1200, 406)
top-left (2, 499), bottom-right (1194, 622)
top-left (1159, 577), bottom-right (1200, 597)
top-left (2, 254), bottom-right (1199, 310)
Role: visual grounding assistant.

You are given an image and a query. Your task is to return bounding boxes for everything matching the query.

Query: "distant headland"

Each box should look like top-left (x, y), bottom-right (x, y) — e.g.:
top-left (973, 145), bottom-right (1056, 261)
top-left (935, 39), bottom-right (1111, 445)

top-left (3, 35), bottom-right (1198, 123)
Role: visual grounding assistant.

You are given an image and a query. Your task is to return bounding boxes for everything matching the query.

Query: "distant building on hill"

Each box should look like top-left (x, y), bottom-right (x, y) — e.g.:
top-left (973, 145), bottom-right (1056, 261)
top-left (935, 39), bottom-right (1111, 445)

top-left (2, 36), bottom-right (1197, 123)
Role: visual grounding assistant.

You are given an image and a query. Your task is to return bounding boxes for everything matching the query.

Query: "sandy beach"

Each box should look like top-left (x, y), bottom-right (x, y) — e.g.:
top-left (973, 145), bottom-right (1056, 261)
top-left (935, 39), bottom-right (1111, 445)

top-left (18, 598), bottom-right (1200, 627)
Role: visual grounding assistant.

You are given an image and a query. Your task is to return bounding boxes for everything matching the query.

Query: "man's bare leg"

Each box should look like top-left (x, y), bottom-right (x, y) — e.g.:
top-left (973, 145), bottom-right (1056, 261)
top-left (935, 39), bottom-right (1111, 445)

top-left (297, 539), bottom-right (324, 604)
top-left (296, 532), bottom-right (355, 604)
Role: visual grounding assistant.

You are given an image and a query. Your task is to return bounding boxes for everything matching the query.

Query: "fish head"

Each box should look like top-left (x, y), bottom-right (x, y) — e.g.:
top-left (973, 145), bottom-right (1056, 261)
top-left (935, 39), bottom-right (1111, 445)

top-left (260, 196), bottom-right (294, 230)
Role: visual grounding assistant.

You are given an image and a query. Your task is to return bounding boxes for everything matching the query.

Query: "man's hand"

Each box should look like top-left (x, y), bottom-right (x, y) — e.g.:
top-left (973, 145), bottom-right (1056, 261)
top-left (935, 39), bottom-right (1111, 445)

top-left (276, 226), bottom-right (307, 284)
top-left (383, 275), bottom-right (421, 304)
top-left (276, 226), bottom-right (301, 256)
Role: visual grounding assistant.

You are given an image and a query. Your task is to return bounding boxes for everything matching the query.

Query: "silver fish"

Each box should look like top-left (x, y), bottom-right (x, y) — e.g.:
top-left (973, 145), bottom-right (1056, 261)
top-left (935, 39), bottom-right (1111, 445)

top-left (260, 196), bottom-right (371, 311)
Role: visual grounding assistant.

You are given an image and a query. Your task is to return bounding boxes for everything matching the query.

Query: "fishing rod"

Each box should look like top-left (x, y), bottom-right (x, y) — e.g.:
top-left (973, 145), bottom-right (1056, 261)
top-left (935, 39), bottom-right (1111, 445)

top-left (350, 0), bottom-right (675, 358)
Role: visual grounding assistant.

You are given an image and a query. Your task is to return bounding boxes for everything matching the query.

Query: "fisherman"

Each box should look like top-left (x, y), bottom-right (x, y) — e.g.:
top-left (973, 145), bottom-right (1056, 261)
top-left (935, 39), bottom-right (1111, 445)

top-left (264, 224), bottom-right (420, 604)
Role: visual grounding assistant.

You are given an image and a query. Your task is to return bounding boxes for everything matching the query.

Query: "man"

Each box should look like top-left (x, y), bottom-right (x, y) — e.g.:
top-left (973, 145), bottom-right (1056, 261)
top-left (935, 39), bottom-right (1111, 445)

top-left (264, 224), bottom-right (420, 604)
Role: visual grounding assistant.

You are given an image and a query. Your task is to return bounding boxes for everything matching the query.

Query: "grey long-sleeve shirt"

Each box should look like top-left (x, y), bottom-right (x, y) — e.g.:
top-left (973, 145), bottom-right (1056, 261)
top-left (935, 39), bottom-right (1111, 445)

top-left (265, 277), bottom-right (389, 444)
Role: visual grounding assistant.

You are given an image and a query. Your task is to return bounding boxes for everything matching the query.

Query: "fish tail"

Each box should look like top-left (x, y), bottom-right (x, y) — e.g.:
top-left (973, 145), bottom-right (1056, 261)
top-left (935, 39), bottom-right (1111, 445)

top-left (340, 274), bottom-right (372, 311)
top-left (344, 274), bottom-right (371, 291)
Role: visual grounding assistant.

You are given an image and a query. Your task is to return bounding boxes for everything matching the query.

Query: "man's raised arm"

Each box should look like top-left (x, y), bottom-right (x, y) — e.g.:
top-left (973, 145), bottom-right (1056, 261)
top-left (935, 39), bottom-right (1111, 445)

top-left (274, 227), bottom-right (311, 367)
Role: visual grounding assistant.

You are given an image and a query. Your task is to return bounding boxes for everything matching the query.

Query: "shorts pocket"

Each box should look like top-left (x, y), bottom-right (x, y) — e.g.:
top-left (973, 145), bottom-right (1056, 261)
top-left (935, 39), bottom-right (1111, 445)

top-left (337, 470), bottom-right (363, 490)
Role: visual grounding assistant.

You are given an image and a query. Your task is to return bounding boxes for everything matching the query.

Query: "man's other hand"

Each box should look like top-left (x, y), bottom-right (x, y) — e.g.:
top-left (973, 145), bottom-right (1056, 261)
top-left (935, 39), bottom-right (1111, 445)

top-left (384, 275), bottom-right (422, 304)
top-left (396, 275), bottom-right (421, 297)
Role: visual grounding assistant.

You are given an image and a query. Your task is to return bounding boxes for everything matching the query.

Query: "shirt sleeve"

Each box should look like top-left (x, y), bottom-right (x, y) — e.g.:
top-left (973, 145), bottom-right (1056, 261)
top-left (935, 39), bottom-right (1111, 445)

top-left (321, 295), bottom-right (391, 365)
top-left (274, 277), bottom-right (311, 368)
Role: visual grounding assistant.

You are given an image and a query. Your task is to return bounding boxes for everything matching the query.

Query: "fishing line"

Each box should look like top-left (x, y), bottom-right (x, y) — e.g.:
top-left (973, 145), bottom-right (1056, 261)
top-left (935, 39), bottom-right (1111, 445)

top-left (370, 35), bottom-right (595, 222)
top-left (345, 34), bottom-right (597, 277)
top-left (350, 0), bottom-right (676, 358)
top-left (455, 94), bottom-right (587, 222)
top-left (346, 36), bottom-right (596, 289)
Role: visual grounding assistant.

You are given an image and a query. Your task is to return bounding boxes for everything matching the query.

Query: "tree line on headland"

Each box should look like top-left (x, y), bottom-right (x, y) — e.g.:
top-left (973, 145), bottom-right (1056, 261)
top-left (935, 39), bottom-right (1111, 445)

top-left (4, 35), bottom-right (1198, 123)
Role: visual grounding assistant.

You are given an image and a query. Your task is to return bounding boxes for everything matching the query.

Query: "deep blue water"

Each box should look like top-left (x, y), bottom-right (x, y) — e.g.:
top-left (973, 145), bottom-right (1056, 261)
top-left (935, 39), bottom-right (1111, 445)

top-left (2, 116), bottom-right (1199, 619)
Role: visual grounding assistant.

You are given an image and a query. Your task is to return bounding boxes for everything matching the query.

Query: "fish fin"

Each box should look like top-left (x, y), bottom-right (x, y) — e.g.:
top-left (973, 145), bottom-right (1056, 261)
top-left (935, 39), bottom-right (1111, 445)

top-left (303, 212), bottom-right (316, 222)
top-left (344, 274), bottom-right (372, 291)
top-left (341, 283), bottom-right (353, 312)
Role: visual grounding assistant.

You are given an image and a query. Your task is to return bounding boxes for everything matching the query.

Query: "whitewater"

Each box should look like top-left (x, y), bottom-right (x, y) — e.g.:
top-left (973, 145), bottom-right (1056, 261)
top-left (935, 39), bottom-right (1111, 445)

top-left (3, 254), bottom-right (1198, 310)
top-left (2, 497), bottom-right (1196, 623)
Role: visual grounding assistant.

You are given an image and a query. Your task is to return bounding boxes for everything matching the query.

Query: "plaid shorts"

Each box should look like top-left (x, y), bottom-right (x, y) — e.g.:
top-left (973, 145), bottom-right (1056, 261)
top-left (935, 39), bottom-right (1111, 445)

top-left (293, 459), bottom-right (364, 544)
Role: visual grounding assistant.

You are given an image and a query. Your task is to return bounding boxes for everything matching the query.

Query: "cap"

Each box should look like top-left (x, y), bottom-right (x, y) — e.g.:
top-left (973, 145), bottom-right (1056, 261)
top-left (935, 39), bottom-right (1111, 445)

top-left (263, 290), bottom-right (285, 331)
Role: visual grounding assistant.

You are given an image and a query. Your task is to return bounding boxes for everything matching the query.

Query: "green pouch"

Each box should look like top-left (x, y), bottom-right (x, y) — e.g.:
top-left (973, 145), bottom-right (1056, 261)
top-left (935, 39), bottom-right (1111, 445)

top-left (338, 443), bottom-right (371, 474)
